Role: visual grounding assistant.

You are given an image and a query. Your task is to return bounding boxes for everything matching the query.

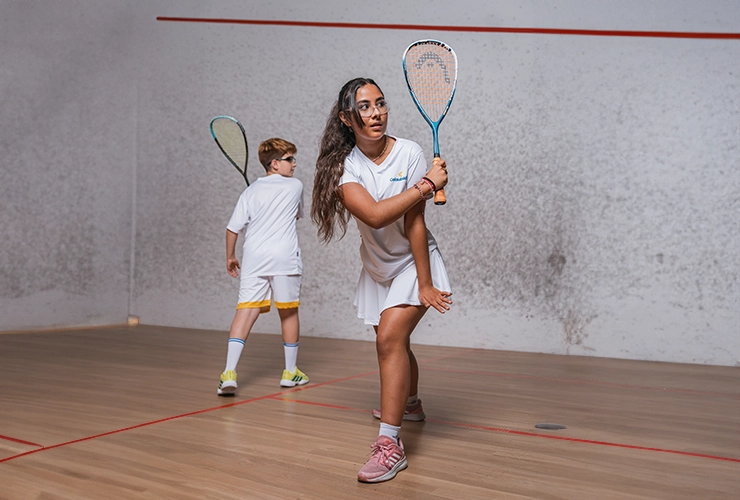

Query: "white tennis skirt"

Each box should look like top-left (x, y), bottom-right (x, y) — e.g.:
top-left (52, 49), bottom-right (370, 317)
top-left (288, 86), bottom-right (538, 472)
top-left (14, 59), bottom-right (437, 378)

top-left (354, 248), bottom-right (451, 326)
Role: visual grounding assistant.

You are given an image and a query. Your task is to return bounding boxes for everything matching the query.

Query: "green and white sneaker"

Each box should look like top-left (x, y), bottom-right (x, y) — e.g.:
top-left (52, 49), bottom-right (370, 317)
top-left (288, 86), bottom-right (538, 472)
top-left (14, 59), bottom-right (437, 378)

top-left (280, 367), bottom-right (309, 387)
top-left (217, 370), bottom-right (237, 396)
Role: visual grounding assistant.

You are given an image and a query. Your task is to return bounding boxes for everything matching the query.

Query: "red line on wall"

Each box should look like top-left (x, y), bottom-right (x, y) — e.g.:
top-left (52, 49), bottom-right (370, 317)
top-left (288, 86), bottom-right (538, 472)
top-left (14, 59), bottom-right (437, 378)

top-left (155, 17), bottom-right (740, 40)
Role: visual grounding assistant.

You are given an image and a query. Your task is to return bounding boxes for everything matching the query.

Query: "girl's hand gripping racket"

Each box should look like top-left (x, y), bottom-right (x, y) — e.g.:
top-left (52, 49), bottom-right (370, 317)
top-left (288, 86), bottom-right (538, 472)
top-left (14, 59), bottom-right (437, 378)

top-left (210, 115), bottom-right (249, 186)
top-left (402, 40), bottom-right (458, 205)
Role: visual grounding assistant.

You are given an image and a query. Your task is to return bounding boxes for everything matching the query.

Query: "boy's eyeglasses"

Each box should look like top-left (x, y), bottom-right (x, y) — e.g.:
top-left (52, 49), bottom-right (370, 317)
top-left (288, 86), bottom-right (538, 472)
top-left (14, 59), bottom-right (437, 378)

top-left (276, 156), bottom-right (296, 165)
top-left (356, 100), bottom-right (389, 118)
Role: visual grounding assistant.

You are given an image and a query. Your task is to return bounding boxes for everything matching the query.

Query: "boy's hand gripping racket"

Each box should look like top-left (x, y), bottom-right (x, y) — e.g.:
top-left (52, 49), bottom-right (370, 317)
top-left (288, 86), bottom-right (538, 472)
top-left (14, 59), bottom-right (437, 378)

top-left (402, 39), bottom-right (458, 205)
top-left (210, 115), bottom-right (249, 186)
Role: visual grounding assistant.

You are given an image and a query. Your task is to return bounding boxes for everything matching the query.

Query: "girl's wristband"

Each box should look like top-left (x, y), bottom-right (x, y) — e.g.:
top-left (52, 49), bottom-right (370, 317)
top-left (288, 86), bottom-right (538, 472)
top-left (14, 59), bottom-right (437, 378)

top-left (421, 176), bottom-right (437, 192)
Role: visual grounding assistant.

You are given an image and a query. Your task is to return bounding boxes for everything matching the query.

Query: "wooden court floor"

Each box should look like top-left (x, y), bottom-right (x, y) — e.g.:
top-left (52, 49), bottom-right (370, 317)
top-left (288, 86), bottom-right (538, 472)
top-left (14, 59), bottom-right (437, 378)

top-left (0, 325), bottom-right (738, 499)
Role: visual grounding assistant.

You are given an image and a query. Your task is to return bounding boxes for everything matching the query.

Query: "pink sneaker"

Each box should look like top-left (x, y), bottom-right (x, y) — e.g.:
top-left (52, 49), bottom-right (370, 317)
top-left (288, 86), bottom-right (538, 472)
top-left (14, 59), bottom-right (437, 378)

top-left (357, 435), bottom-right (408, 483)
top-left (372, 399), bottom-right (426, 422)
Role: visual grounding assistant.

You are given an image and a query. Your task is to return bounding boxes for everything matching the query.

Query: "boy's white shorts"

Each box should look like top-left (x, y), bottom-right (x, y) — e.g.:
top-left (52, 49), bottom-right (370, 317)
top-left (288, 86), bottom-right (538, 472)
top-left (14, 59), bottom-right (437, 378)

top-left (354, 248), bottom-right (451, 326)
top-left (237, 274), bottom-right (301, 313)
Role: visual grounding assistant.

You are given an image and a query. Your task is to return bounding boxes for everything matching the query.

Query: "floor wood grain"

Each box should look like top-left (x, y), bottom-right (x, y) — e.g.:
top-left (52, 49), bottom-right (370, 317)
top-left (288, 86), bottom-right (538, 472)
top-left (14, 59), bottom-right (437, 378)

top-left (1, 325), bottom-right (738, 499)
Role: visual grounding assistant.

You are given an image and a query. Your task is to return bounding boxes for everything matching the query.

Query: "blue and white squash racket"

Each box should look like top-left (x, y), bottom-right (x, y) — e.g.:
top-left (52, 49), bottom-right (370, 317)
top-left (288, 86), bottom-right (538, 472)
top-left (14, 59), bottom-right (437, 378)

top-left (402, 39), bottom-right (458, 205)
top-left (210, 115), bottom-right (249, 186)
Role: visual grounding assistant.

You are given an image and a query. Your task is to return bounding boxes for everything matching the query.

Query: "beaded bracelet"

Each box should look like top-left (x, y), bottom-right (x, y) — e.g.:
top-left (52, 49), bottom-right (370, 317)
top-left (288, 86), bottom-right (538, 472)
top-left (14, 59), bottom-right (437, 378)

top-left (414, 181), bottom-right (434, 201)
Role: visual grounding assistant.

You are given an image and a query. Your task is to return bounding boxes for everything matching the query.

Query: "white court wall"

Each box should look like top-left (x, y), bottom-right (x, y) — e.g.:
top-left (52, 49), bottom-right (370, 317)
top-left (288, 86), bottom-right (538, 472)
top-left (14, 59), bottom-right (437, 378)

top-left (1, 1), bottom-right (738, 366)
top-left (1, 1), bottom-right (138, 329)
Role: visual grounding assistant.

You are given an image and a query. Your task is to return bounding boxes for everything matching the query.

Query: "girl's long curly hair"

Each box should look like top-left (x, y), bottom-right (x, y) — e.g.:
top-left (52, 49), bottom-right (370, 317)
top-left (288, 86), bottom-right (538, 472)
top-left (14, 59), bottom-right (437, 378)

top-left (311, 77), bottom-right (382, 243)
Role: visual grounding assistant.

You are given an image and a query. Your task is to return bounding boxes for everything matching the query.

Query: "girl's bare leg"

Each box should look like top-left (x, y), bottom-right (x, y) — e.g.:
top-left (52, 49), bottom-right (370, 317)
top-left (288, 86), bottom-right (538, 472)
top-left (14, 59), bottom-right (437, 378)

top-left (408, 338), bottom-right (419, 399)
top-left (375, 305), bottom-right (427, 426)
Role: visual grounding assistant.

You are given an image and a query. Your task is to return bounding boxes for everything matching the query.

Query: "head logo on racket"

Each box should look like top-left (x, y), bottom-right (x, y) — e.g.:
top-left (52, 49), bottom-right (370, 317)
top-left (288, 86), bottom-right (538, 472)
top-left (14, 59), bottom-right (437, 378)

top-left (402, 40), bottom-right (458, 205)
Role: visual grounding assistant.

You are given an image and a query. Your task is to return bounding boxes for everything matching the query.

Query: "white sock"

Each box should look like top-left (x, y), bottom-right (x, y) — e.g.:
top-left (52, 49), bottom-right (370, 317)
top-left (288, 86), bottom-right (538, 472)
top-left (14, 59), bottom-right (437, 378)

top-left (224, 338), bottom-right (245, 372)
top-left (379, 422), bottom-right (401, 444)
top-left (407, 394), bottom-right (418, 406)
top-left (284, 342), bottom-right (298, 373)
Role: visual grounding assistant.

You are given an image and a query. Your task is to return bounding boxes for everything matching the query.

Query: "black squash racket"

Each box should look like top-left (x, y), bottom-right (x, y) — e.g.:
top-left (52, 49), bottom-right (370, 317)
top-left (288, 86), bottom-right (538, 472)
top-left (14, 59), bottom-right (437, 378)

top-left (210, 115), bottom-right (249, 186)
top-left (402, 39), bottom-right (458, 205)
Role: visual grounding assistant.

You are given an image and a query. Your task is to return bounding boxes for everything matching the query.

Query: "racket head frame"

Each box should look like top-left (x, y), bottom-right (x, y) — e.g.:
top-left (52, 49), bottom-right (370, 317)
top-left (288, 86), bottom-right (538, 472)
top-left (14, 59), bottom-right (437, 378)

top-left (209, 115), bottom-right (250, 186)
top-left (402, 39), bottom-right (458, 157)
top-left (403, 39), bottom-right (458, 204)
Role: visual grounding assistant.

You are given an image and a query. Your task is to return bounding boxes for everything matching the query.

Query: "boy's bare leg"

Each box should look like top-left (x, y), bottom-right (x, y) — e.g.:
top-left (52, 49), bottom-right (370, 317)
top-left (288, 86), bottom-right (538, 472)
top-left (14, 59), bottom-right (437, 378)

top-left (218, 307), bottom-right (261, 395)
top-left (376, 305), bottom-right (427, 427)
top-left (278, 307), bottom-right (299, 344)
top-left (229, 307), bottom-right (261, 341)
top-left (278, 307), bottom-right (308, 385)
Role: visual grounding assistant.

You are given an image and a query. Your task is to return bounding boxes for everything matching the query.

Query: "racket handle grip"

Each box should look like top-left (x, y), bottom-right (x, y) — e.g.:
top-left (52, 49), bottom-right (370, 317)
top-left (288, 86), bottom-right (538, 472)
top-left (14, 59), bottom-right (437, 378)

top-left (434, 187), bottom-right (447, 205)
top-left (431, 154), bottom-right (446, 205)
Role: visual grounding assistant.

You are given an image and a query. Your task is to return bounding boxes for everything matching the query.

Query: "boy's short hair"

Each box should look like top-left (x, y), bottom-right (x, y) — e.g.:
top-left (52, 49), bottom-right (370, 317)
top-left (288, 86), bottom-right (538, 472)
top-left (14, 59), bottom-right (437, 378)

top-left (258, 138), bottom-right (297, 172)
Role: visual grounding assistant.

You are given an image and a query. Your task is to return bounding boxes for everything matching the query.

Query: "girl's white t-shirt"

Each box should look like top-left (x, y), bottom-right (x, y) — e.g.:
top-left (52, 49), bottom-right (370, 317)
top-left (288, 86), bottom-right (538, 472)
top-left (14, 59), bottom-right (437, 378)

top-left (339, 136), bottom-right (438, 283)
top-left (227, 175), bottom-right (303, 277)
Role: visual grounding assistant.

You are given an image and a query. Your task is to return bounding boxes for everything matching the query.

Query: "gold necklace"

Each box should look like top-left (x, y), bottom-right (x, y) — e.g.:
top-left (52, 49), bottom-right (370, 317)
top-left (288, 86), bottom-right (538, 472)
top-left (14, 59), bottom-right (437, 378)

top-left (371, 135), bottom-right (388, 162)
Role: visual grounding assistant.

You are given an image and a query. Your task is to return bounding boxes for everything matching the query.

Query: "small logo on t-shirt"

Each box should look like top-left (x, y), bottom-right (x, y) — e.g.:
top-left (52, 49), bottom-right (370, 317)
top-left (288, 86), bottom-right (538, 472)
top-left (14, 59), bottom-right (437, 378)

top-left (390, 171), bottom-right (407, 182)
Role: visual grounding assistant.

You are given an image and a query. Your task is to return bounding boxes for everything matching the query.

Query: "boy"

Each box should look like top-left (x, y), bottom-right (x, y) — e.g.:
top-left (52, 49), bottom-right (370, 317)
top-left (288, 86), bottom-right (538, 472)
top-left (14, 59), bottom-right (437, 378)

top-left (217, 138), bottom-right (308, 395)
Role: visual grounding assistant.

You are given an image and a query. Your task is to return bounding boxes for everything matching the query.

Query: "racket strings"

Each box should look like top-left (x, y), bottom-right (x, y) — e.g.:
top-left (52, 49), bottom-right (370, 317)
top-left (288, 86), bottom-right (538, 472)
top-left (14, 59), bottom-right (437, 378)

top-left (211, 119), bottom-right (248, 169)
top-left (405, 46), bottom-right (457, 121)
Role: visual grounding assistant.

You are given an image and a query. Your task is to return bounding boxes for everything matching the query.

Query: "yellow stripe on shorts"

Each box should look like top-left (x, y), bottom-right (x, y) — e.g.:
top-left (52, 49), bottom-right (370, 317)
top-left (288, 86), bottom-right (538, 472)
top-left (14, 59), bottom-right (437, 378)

top-left (237, 300), bottom-right (271, 313)
top-left (275, 300), bottom-right (300, 309)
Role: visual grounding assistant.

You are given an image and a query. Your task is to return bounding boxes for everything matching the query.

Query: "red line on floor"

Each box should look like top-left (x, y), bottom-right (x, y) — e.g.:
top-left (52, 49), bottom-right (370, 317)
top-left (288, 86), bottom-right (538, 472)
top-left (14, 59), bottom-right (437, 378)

top-left (276, 369), bottom-right (379, 394)
top-left (430, 419), bottom-right (740, 463)
top-left (267, 397), bottom-right (740, 463)
top-left (0, 369), bottom-right (379, 463)
top-left (155, 17), bottom-right (740, 40)
top-left (423, 367), bottom-right (740, 399)
top-left (269, 396), bottom-right (372, 414)
top-left (0, 435), bottom-right (42, 448)
top-left (3, 353), bottom-right (735, 466)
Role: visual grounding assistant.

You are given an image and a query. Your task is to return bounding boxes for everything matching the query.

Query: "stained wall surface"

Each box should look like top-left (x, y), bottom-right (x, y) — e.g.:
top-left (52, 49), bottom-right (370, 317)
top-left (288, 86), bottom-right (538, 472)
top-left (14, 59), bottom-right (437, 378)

top-left (1, 1), bottom-right (738, 365)
top-left (1, 1), bottom-right (138, 329)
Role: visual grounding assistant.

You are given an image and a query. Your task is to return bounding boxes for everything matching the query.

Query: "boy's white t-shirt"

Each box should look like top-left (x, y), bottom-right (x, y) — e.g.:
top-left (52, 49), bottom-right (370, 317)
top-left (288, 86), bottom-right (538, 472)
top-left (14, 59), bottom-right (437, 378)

top-left (227, 174), bottom-right (304, 278)
top-left (339, 136), bottom-right (438, 283)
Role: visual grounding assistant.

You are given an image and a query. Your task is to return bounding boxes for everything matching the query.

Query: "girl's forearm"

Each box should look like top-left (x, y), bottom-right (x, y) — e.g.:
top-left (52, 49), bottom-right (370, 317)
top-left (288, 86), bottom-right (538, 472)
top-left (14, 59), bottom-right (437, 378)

top-left (341, 181), bottom-right (432, 230)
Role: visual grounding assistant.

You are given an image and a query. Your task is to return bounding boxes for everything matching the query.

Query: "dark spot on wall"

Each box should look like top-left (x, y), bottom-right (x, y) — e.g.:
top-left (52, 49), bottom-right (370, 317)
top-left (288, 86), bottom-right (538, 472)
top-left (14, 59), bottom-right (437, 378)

top-left (548, 253), bottom-right (566, 276)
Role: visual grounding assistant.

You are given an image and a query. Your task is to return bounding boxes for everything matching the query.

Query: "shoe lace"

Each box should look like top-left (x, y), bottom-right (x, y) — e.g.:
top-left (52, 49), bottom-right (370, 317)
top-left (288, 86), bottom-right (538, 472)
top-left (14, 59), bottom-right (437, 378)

top-left (368, 441), bottom-right (395, 465)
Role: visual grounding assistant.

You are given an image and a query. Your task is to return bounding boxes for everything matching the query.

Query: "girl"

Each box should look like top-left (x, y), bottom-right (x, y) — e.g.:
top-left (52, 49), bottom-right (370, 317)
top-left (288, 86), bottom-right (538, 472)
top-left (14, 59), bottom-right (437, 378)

top-left (311, 77), bottom-right (452, 483)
